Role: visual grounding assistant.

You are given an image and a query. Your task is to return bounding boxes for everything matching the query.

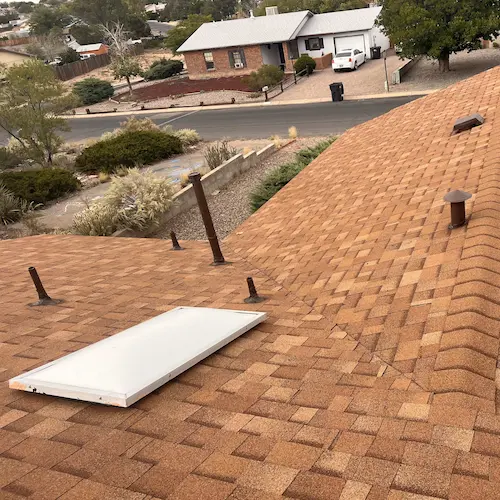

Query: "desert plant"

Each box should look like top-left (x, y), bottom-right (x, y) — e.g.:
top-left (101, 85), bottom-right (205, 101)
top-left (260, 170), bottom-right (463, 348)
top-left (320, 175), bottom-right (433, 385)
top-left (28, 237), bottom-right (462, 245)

top-left (164, 127), bottom-right (200, 147)
top-left (0, 168), bottom-right (81, 205)
top-left (288, 126), bottom-right (298, 139)
top-left (75, 130), bottom-right (183, 174)
top-left (99, 172), bottom-right (110, 183)
top-left (73, 78), bottom-right (115, 105)
top-left (119, 117), bottom-right (160, 133)
top-left (0, 147), bottom-right (23, 170)
top-left (250, 138), bottom-right (335, 212)
top-left (179, 167), bottom-right (210, 188)
top-left (72, 201), bottom-right (119, 236)
top-left (72, 169), bottom-right (174, 235)
top-left (59, 47), bottom-right (80, 64)
top-left (143, 59), bottom-right (183, 80)
top-left (294, 55), bottom-right (316, 75)
top-left (493, 41), bottom-right (500, 48)
top-left (244, 65), bottom-right (284, 92)
top-left (0, 184), bottom-right (27, 225)
top-left (20, 207), bottom-right (47, 235)
top-left (204, 140), bottom-right (237, 170)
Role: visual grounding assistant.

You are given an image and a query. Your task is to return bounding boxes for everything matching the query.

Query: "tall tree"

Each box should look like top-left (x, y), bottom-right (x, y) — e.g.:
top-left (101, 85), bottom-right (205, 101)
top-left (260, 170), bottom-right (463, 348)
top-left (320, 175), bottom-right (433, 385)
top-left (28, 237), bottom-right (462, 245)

top-left (0, 60), bottom-right (74, 166)
top-left (102, 23), bottom-right (141, 96)
top-left (203, 0), bottom-right (237, 20)
top-left (29, 5), bottom-right (71, 35)
top-left (377, 0), bottom-right (500, 72)
top-left (70, 23), bottom-right (104, 44)
top-left (164, 14), bottom-right (212, 52)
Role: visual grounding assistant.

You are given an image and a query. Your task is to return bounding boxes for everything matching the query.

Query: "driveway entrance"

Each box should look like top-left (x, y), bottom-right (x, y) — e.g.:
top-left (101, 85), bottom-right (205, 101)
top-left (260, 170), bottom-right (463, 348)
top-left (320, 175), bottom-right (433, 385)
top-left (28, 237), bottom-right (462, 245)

top-left (273, 50), bottom-right (408, 100)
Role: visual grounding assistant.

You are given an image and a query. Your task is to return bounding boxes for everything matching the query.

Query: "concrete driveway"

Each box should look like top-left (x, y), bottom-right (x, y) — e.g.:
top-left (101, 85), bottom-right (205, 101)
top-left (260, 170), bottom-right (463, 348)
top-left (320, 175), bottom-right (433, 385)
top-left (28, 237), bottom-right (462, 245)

top-left (273, 50), bottom-right (408, 101)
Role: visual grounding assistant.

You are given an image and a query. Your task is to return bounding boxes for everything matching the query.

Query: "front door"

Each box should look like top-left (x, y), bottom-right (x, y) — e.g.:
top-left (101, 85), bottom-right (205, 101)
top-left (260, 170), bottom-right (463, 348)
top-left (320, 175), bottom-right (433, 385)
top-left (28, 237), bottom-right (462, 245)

top-left (277, 43), bottom-right (285, 71)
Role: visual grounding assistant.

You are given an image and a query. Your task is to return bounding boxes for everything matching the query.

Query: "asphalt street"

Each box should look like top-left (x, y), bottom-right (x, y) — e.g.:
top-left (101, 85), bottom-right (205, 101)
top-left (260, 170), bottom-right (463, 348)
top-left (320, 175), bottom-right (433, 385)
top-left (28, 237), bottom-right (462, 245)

top-left (0, 96), bottom-right (422, 144)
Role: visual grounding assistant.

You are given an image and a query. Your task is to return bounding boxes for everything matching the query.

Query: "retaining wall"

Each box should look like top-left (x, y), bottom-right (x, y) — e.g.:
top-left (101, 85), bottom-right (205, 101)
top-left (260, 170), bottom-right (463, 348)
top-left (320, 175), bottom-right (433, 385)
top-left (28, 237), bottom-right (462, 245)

top-left (115, 142), bottom-right (277, 237)
top-left (391, 57), bottom-right (421, 85)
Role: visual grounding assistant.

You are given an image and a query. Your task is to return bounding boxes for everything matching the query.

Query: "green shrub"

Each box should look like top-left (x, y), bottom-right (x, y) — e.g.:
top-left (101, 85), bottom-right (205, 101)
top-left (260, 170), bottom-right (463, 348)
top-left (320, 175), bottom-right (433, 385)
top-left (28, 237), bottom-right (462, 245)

top-left (59, 47), bottom-right (80, 65)
top-left (75, 130), bottom-right (183, 174)
top-left (73, 78), bottom-right (114, 105)
top-left (204, 140), bottom-right (237, 170)
top-left (143, 59), bottom-right (183, 80)
top-left (493, 41), bottom-right (500, 48)
top-left (0, 168), bottom-right (81, 205)
top-left (250, 138), bottom-right (335, 212)
top-left (243, 65), bottom-right (284, 92)
top-left (0, 183), bottom-right (27, 225)
top-left (72, 169), bottom-right (174, 235)
top-left (0, 146), bottom-right (23, 170)
top-left (294, 54), bottom-right (316, 75)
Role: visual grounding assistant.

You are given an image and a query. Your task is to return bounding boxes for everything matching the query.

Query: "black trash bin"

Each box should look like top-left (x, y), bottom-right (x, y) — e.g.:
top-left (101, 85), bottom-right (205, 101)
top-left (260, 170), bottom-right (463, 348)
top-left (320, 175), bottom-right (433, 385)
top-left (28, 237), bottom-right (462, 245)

top-left (370, 46), bottom-right (381, 59)
top-left (329, 82), bottom-right (344, 102)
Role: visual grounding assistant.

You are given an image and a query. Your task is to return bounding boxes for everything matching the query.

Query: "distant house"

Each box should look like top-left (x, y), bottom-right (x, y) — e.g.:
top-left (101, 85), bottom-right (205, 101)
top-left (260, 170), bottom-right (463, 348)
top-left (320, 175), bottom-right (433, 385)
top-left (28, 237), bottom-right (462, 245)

top-left (68, 39), bottom-right (109, 56)
top-left (147, 20), bottom-right (174, 37)
top-left (177, 6), bottom-right (389, 79)
top-left (145, 3), bottom-right (166, 13)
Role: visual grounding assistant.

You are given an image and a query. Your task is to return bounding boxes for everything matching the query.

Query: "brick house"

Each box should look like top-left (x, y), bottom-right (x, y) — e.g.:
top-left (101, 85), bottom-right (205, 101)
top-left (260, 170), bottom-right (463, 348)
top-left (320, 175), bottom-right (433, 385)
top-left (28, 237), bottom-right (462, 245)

top-left (178, 11), bottom-right (311, 79)
top-left (177, 6), bottom-right (389, 79)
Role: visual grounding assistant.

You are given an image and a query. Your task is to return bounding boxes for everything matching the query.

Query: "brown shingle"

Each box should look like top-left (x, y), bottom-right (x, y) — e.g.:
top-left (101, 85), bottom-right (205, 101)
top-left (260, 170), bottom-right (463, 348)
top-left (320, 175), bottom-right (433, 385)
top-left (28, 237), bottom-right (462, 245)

top-left (2, 61), bottom-right (500, 498)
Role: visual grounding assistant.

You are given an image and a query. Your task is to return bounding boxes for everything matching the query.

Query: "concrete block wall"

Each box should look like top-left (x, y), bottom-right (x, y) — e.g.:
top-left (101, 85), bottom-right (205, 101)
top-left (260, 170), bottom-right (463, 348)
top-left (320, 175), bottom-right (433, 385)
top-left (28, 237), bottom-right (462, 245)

top-left (116, 143), bottom-right (277, 237)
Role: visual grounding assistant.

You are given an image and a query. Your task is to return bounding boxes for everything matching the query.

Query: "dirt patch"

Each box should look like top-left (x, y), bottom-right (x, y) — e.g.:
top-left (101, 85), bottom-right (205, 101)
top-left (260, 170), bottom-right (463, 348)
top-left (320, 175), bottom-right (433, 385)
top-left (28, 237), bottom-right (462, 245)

top-left (125, 76), bottom-right (252, 101)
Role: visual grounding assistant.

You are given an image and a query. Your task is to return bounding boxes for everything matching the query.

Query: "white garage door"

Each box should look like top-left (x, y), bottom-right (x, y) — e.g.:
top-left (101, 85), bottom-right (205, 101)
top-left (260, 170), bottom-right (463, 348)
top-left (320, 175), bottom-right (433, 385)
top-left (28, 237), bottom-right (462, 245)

top-left (334, 35), bottom-right (366, 55)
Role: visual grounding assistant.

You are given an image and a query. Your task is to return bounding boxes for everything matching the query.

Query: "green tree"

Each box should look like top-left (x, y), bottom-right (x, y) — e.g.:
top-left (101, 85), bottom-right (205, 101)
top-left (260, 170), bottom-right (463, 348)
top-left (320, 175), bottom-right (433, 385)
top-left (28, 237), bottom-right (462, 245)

top-left (16, 2), bottom-right (35, 14)
top-left (59, 47), bottom-right (80, 64)
top-left (69, 0), bottom-right (149, 38)
top-left (70, 23), bottom-right (103, 44)
top-left (0, 12), bottom-right (18, 25)
top-left (0, 60), bottom-right (75, 166)
top-left (377, 0), bottom-right (500, 72)
top-left (164, 14), bottom-right (212, 52)
top-left (29, 5), bottom-right (70, 35)
top-left (203, 0), bottom-right (237, 20)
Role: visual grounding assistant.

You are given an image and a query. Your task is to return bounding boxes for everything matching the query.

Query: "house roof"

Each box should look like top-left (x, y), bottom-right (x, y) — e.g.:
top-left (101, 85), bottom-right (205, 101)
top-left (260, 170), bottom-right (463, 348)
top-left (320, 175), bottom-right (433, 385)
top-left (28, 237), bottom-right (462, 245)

top-left (298, 5), bottom-right (382, 36)
top-left (177, 10), bottom-right (312, 52)
top-left (1, 67), bottom-right (500, 498)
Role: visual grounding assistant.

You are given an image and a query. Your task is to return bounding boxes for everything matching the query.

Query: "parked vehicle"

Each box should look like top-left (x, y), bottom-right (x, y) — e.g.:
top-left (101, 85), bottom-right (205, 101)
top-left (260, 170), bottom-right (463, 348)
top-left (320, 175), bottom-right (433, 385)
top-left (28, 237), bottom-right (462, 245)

top-left (332, 49), bottom-right (366, 71)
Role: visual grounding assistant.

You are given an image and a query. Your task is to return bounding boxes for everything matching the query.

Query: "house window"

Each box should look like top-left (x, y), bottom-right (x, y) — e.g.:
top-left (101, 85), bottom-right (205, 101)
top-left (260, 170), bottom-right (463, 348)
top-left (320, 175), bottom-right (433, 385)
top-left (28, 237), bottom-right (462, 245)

top-left (204, 52), bottom-right (214, 70)
top-left (228, 48), bottom-right (246, 68)
top-left (305, 37), bottom-right (324, 51)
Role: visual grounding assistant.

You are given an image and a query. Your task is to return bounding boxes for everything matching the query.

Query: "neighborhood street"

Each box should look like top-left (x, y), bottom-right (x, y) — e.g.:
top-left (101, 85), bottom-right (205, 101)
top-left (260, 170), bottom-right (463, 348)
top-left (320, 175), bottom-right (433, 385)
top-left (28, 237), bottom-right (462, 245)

top-left (55, 96), bottom-right (421, 142)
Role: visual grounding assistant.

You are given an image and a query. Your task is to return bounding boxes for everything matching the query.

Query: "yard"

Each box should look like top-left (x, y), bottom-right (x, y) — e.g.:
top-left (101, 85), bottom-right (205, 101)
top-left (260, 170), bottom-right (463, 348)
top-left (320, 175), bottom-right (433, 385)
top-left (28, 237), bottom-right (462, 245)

top-left (395, 49), bottom-right (500, 92)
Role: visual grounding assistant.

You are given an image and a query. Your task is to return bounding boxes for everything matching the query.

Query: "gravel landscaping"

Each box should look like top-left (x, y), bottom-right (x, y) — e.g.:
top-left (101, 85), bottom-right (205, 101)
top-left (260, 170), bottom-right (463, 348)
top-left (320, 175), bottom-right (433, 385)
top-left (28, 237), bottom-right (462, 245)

top-left (158, 136), bottom-right (330, 241)
top-left (396, 49), bottom-right (500, 91)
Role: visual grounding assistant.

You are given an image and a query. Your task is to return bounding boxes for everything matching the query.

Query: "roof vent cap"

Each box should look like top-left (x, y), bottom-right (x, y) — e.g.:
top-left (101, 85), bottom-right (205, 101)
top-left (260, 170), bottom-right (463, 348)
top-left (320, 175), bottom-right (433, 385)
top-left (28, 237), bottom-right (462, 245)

top-left (453, 113), bottom-right (484, 134)
top-left (443, 190), bottom-right (472, 229)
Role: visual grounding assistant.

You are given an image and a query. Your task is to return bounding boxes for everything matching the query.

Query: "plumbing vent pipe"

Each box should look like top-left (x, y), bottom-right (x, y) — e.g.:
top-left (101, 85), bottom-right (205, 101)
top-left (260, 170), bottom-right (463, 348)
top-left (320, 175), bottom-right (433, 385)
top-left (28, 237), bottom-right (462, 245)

top-left (443, 190), bottom-right (472, 229)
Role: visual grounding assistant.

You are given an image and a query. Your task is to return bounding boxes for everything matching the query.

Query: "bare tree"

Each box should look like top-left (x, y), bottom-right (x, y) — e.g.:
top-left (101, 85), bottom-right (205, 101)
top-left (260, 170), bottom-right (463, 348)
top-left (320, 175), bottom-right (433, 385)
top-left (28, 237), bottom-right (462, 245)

top-left (101, 23), bottom-right (141, 96)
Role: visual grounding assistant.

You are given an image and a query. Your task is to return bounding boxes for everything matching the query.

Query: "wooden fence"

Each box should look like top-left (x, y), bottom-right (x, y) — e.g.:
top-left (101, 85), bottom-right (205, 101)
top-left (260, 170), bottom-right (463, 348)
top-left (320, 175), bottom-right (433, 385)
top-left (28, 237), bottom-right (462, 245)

top-left (52, 45), bottom-right (144, 81)
top-left (0, 36), bottom-right (35, 47)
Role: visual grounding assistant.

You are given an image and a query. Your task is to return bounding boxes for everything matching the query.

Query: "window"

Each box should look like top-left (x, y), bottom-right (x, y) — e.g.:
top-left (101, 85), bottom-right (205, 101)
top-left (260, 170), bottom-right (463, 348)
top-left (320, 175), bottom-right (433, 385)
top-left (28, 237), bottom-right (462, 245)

top-left (305, 37), bottom-right (324, 51)
top-left (204, 52), bottom-right (214, 70)
top-left (228, 48), bottom-right (246, 68)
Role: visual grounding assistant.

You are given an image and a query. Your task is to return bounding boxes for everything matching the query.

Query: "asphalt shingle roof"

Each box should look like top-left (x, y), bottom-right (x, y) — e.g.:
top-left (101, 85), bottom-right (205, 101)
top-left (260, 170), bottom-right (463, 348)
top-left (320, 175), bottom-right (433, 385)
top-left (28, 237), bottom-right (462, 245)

top-left (177, 11), bottom-right (311, 52)
top-left (1, 66), bottom-right (500, 498)
top-left (298, 6), bottom-right (382, 37)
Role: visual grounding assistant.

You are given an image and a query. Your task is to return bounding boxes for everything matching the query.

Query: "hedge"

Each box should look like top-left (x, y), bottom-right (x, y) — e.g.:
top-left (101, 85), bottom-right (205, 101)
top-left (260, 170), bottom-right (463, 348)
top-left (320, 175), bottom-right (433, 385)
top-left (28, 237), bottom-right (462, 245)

top-left (143, 59), bottom-right (184, 80)
top-left (75, 130), bottom-right (183, 174)
top-left (0, 168), bottom-right (81, 205)
top-left (73, 78), bottom-right (115, 106)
